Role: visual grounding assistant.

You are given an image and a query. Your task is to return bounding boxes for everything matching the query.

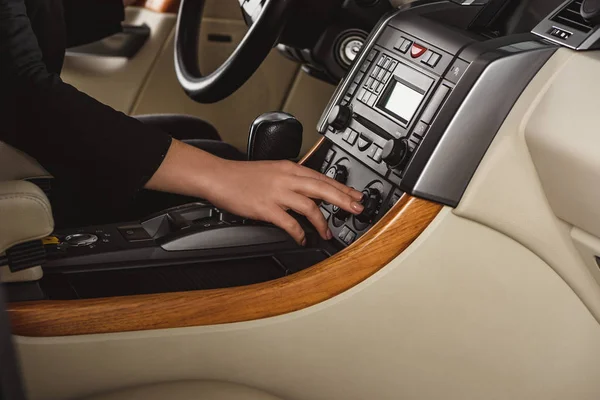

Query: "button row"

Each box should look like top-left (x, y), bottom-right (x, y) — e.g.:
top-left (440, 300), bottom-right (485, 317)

top-left (347, 49), bottom-right (378, 105)
top-left (367, 144), bottom-right (383, 163)
top-left (342, 128), bottom-right (359, 146)
top-left (358, 54), bottom-right (398, 107)
top-left (338, 225), bottom-right (357, 245)
top-left (421, 50), bottom-right (441, 68)
top-left (320, 148), bottom-right (337, 173)
top-left (395, 36), bottom-right (442, 69)
top-left (357, 87), bottom-right (377, 107)
top-left (338, 128), bottom-right (384, 166)
top-left (394, 37), bottom-right (412, 54)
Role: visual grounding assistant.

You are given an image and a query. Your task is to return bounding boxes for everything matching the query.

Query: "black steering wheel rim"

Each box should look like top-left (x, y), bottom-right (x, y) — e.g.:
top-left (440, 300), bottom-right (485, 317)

top-left (175, 0), bottom-right (294, 104)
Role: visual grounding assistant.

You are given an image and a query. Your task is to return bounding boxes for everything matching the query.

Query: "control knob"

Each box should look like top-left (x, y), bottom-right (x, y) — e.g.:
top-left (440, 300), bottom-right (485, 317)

top-left (325, 165), bottom-right (349, 185)
top-left (381, 138), bottom-right (410, 169)
top-left (333, 206), bottom-right (351, 221)
top-left (64, 233), bottom-right (98, 247)
top-left (581, 0), bottom-right (600, 23)
top-left (356, 188), bottom-right (383, 224)
top-left (327, 105), bottom-right (352, 131)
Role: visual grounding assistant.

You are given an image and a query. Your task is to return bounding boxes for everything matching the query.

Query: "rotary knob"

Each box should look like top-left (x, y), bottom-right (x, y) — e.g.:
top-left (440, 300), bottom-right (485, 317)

top-left (333, 206), bottom-right (351, 221)
top-left (325, 165), bottom-right (349, 185)
top-left (327, 105), bottom-right (352, 131)
top-left (582, 0), bottom-right (600, 23)
top-left (64, 233), bottom-right (98, 247)
top-left (382, 138), bottom-right (410, 169)
top-left (356, 188), bottom-right (382, 224)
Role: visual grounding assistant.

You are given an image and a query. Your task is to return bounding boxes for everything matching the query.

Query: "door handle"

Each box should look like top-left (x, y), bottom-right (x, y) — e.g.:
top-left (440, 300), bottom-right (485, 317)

top-left (66, 24), bottom-right (151, 59)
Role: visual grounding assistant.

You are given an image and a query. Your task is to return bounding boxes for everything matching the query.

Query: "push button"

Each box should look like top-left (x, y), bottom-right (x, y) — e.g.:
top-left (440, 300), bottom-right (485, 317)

top-left (412, 121), bottom-right (429, 139)
top-left (118, 226), bottom-right (151, 242)
top-left (428, 53), bottom-right (441, 67)
top-left (347, 130), bottom-right (358, 145)
top-left (344, 230), bottom-right (357, 245)
top-left (325, 149), bottom-right (336, 163)
top-left (357, 135), bottom-right (372, 151)
top-left (397, 38), bottom-right (411, 53)
top-left (446, 58), bottom-right (469, 84)
top-left (410, 43), bottom-right (427, 58)
top-left (421, 50), bottom-right (433, 64)
top-left (339, 226), bottom-right (351, 242)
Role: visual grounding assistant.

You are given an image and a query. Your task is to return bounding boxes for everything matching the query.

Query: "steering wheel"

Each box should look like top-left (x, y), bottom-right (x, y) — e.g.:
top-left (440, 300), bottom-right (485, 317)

top-left (175, 0), bottom-right (295, 104)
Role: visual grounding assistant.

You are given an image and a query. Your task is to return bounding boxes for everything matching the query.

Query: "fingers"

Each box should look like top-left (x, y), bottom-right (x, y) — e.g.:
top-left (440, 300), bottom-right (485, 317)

top-left (268, 207), bottom-right (307, 245)
top-left (285, 193), bottom-right (332, 240)
top-left (290, 177), bottom-right (364, 215)
top-left (292, 164), bottom-right (364, 201)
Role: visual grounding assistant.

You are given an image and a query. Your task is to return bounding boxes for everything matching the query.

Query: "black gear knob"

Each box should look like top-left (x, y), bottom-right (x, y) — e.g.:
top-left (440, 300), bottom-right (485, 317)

top-left (247, 112), bottom-right (303, 161)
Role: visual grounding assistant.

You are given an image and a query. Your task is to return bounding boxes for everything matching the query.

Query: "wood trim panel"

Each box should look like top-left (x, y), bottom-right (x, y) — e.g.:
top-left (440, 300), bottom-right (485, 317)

top-left (135, 0), bottom-right (180, 14)
top-left (8, 196), bottom-right (441, 337)
top-left (299, 137), bottom-right (325, 164)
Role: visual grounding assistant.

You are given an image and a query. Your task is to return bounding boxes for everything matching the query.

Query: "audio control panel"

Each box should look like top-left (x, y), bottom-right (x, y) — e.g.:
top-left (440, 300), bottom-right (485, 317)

top-left (325, 26), bottom-right (464, 186)
top-left (317, 7), bottom-right (476, 247)
top-left (315, 4), bottom-right (555, 247)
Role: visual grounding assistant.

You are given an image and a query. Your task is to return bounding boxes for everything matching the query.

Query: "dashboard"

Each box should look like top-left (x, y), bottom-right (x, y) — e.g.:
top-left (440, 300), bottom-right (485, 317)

top-left (317, 1), bottom-right (557, 247)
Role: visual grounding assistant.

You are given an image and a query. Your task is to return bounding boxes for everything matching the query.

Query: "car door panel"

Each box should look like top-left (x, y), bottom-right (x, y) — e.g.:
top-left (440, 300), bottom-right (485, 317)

top-left (61, 7), bottom-right (176, 114)
top-left (132, 17), bottom-right (299, 152)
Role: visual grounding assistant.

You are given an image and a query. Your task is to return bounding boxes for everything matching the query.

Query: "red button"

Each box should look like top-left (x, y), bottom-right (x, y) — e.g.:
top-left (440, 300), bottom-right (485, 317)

top-left (411, 44), bottom-right (427, 58)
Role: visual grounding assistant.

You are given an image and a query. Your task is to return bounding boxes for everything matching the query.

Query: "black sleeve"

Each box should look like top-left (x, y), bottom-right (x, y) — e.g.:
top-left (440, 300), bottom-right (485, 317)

top-left (0, 0), bottom-right (172, 208)
top-left (62, 0), bottom-right (125, 47)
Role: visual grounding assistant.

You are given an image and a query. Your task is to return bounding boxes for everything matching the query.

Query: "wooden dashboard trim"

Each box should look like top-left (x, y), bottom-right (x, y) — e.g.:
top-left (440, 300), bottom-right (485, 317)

top-left (9, 195), bottom-right (441, 337)
top-left (135, 0), bottom-right (180, 14)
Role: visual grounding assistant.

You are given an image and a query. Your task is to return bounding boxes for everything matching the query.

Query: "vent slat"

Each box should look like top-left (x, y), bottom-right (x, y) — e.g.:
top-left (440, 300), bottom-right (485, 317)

top-left (551, 0), bottom-right (593, 33)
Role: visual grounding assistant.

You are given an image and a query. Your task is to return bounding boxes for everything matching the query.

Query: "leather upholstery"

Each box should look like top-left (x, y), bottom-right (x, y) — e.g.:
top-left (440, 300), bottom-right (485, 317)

top-left (247, 114), bottom-right (303, 161)
top-left (0, 142), bottom-right (49, 182)
top-left (83, 381), bottom-right (283, 400)
top-left (0, 181), bottom-right (54, 254)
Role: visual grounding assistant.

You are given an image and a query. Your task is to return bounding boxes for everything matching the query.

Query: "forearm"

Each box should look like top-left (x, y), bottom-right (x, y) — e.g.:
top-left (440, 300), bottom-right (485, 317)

top-left (1, 0), bottom-right (171, 206)
top-left (145, 139), bottom-right (227, 200)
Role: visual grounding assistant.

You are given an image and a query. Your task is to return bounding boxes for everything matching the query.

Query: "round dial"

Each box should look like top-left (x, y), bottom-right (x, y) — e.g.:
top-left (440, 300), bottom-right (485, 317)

top-left (325, 165), bottom-right (349, 185)
top-left (382, 138), bottom-right (410, 169)
top-left (356, 188), bottom-right (383, 224)
top-left (64, 233), bottom-right (98, 247)
top-left (333, 207), bottom-right (351, 221)
top-left (327, 105), bottom-right (352, 131)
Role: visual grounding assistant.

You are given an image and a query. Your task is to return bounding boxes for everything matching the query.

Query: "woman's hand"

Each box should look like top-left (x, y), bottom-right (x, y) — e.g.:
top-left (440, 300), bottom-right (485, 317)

top-left (146, 139), bottom-right (365, 245)
top-left (205, 159), bottom-right (365, 245)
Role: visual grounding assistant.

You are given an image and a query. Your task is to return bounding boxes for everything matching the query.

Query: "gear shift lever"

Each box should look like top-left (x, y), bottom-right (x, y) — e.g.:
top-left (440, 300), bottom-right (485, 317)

top-left (247, 112), bottom-right (303, 161)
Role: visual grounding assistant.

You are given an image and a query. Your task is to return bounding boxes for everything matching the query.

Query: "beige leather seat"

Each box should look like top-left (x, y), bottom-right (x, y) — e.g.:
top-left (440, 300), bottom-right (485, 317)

top-left (83, 381), bottom-right (283, 400)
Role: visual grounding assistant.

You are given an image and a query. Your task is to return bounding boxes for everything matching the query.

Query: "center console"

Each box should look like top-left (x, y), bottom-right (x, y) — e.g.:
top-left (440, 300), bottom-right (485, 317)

top-left (7, 1), bottom-right (560, 303)
top-left (315, 1), bottom-right (557, 247)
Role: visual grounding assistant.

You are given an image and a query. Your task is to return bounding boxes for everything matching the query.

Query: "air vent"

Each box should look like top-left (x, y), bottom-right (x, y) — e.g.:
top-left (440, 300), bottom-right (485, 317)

top-left (551, 0), bottom-right (594, 33)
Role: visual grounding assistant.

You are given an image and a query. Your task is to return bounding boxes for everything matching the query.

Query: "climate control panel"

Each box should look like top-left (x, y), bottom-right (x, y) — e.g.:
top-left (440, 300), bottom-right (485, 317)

top-left (319, 145), bottom-right (402, 247)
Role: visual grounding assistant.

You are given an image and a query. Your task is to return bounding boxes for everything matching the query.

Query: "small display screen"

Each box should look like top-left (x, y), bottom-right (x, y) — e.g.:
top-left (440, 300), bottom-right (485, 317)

top-left (381, 80), bottom-right (425, 124)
